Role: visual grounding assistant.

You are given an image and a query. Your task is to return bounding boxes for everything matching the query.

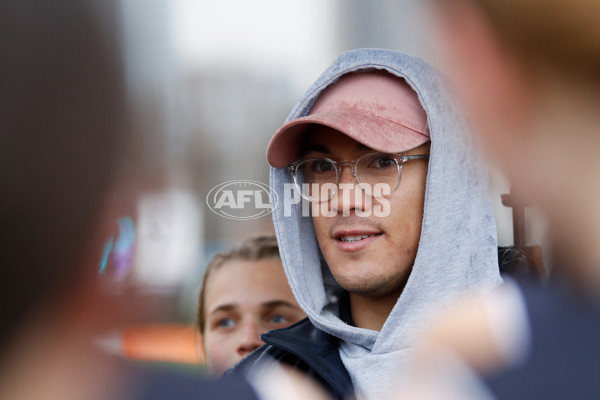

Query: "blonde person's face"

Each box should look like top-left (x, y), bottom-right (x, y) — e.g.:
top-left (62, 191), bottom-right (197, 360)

top-left (202, 258), bottom-right (306, 375)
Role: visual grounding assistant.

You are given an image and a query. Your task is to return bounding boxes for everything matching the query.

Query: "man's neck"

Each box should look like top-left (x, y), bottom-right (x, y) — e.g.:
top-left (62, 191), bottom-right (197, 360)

top-left (349, 292), bottom-right (400, 331)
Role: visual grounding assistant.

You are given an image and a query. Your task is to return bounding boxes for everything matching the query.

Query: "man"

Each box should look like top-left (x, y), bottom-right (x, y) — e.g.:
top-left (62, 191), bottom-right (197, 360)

top-left (228, 48), bottom-right (502, 400)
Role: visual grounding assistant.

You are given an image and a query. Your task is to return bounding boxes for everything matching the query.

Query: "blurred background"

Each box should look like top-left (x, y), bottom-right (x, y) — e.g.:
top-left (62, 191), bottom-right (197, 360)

top-left (96, 0), bottom-right (542, 366)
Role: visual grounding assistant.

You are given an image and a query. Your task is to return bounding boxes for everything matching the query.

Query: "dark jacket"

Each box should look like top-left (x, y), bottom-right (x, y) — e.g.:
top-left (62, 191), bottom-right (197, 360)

top-left (484, 279), bottom-right (600, 399)
top-left (227, 247), bottom-right (537, 400)
top-left (227, 317), bottom-right (353, 400)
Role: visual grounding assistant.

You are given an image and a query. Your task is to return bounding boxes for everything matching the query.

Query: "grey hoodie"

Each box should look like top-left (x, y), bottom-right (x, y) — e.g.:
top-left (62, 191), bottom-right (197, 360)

top-left (269, 49), bottom-right (502, 400)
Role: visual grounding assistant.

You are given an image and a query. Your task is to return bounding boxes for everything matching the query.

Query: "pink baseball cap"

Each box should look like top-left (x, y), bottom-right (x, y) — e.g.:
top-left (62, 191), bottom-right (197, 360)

top-left (266, 70), bottom-right (430, 167)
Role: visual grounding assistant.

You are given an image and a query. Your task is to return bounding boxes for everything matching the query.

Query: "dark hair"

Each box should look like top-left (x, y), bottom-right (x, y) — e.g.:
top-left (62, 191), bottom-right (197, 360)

top-left (0, 0), bottom-right (125, 354)
top-left (196, 236), bottom-right (281, 334)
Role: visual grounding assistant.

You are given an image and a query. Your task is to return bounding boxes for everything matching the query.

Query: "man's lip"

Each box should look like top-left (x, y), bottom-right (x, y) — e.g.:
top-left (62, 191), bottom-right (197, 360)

top-left (334, 233), bottom-right (383, 252)
top-left (332, 229), bottom-right (383, 240)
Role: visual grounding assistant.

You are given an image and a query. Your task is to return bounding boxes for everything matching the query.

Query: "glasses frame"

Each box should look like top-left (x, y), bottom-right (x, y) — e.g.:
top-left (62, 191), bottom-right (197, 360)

top-left (288, 152), bottom-right (430, 202)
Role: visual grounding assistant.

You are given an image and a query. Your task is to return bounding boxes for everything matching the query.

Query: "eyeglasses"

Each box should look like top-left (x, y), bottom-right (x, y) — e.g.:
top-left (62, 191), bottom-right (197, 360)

top-left (288, 152), bottom-right (429, 202)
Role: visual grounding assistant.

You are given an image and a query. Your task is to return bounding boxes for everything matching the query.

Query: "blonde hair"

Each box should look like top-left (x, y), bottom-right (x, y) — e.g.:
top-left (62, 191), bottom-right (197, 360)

top-left (196, 236), bottom-right (281, 334)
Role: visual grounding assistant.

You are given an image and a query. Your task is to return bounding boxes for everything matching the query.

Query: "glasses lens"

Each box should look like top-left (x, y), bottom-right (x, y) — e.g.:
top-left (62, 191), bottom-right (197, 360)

top-left (356, 153), bottom-right (401, 193)
top-left (295, 159), bottom-right (337, 200)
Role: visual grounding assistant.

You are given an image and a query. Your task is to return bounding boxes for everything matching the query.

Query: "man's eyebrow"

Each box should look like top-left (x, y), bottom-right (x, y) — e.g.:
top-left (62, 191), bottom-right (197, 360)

top-left (260, 300), bottom-right (300, 310)
top-left (208, 304), bottom-right (237, 315)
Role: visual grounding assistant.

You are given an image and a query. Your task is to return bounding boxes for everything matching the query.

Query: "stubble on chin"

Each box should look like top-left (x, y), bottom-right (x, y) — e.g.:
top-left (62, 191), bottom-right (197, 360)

top-left (331, 262), bottom-right (413, 298)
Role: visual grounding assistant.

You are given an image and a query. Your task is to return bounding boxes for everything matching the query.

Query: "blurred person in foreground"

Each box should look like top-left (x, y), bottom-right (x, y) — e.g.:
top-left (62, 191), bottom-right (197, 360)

top-left (0, 2), bottom-right (325, 399)
top-left (228, 48), bottom-right (504, 400)
top-left (0, 2), bottom-right (132, 398)
top-left (197, 236), bottom-right (305, 375)
top-left (400, 0), bottom-right (600, 398)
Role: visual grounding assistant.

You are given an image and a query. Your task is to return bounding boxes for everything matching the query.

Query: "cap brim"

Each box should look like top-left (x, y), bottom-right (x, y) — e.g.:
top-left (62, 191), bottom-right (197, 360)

top-left (266, 109), bottom-right (430, 167)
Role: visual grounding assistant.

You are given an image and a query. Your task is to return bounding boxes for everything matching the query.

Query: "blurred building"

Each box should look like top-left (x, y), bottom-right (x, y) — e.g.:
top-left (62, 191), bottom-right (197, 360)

top-left (111, 0), bottom-right (528, 324)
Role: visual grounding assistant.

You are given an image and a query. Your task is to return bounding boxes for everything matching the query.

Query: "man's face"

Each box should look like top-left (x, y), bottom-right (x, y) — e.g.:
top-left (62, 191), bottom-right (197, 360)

top-left (305, 126), bottom-right (430, 298)
top-left (203, 258), bottom-right (305, 375)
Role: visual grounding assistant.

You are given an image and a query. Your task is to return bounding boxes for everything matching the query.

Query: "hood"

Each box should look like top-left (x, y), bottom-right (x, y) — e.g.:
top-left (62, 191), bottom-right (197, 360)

top-left (269, 49), bottom-right (502, 399)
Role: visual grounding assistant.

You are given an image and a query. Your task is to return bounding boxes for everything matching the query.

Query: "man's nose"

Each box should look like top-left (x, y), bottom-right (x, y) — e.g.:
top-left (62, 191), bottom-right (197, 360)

top-left (236, 320), bottom-right (264, 358)
top-left (332, 166), bottom-right (368, 215)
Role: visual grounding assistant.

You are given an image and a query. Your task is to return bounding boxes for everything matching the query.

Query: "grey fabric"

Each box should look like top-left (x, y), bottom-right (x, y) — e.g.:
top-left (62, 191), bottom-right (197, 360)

top-left (269, 48), bottom-right (502, 400)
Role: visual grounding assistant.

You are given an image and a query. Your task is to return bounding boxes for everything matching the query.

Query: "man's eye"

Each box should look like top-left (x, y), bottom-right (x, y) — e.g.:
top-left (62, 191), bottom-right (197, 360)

top-left (217, 318), bottom-right (236, 329)
top-left (311, 160), bottom-right (334, 173)
top-left (368, 156), bottom-right (396, 169)
top-left (267, 314), bottom-right (288, 324)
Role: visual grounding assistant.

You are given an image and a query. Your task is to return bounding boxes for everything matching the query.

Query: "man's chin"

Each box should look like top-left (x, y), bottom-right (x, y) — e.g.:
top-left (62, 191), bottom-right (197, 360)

top-left (330, 265), bottom-right (412, 298)
top-left (333, 272), bottom-right (392, 296)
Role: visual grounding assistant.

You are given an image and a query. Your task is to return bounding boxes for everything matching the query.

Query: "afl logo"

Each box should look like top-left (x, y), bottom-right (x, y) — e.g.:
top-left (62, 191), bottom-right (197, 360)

top-left (206, 180), bottom-right (278, 220)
